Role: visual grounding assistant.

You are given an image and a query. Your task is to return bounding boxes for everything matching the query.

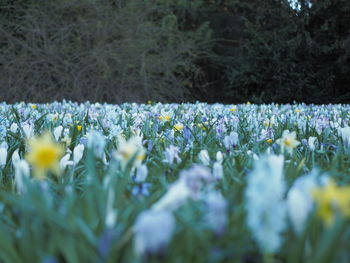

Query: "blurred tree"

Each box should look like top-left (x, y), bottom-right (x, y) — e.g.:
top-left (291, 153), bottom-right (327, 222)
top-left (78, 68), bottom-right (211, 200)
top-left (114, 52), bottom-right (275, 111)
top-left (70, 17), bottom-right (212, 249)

top-left (0, 0), bottom-right (210, 103)
top-left (222, 0), bottom-right (350, 103)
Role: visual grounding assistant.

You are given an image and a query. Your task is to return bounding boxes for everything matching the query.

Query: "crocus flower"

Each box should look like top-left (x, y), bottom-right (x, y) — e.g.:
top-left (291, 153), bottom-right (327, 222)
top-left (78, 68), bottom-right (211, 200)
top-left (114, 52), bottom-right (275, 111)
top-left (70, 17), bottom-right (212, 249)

top-left (163, 145), bottom-right (181, 165)
top-left (134, 209), bottom-right (175, 256)
top-left (223, 131), bottom-right (239, 150)
top-left (205, 191), bottom-right (228, 236)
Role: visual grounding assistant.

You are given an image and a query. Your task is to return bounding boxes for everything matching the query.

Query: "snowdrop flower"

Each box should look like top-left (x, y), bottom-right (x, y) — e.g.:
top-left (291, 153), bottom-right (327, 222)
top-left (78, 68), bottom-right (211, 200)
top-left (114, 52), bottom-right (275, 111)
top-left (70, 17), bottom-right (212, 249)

top-left (60, 153), bottom-right (73, 171)
top-left (212, 161), bottom-right (223, 180)
top-left (307, 136), bottom-right (318, 151)
top-left (163, 145), bottom-right (181, 165)
top-left (73, 144), bottom-right (85, 165)
top-left (12, 149), bottom-right (21, 166)
top-left (87, 131), bottom-right (106, 159)
top-left (198, 149), bottom-right (210, 166)
top-left (216, 151), bottom-right (223, 163)
top-left (223, 131), bottom-right (239, 150)
top-left (22, 123), bottom-right (34, 138)
top-left (276, 130), bottom-right (300, 155)
top-left (134, 164), bottom-right (148, 183)
top-left (205, 191), bottom-right (228, 236)
top-left (339, 127), bottom-right (350, 148)
top-left (0, 147), bottom-right (7, 167)
top-left (53, 126), bottom-right (63, 141)
top-left (245, 154), bottom-right (287, 253)
top-left (10, 123), bottom-right (18, 133)
top-left (134, 209), bottom-right (175, 256)
top-left (14, 160), bottom-right (30, 194)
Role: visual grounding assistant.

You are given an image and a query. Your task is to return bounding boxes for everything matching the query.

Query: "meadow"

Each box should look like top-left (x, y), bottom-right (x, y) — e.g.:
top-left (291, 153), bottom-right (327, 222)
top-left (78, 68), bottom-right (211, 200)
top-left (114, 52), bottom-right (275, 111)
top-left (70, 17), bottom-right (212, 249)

top-left (0, 101), bottom-right (350, 263)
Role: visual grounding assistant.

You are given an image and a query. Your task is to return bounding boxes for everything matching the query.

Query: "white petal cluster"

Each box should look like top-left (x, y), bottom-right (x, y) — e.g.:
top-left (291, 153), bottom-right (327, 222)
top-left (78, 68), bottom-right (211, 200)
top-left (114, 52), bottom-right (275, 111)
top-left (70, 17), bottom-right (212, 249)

top-left (245, 154), bottom-right (287, 253)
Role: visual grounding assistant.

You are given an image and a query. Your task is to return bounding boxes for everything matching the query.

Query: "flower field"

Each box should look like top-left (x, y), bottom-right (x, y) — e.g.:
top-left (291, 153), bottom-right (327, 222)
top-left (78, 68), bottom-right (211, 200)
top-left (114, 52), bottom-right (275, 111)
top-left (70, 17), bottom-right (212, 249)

top-left (1, 101), bottom-right (350, 262)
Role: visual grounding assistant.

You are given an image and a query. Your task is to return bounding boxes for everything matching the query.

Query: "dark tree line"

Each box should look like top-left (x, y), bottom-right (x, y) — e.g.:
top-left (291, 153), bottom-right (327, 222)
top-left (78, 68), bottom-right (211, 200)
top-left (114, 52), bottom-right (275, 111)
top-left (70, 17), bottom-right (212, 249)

top-left (0, 0), bottom-right (349, 103)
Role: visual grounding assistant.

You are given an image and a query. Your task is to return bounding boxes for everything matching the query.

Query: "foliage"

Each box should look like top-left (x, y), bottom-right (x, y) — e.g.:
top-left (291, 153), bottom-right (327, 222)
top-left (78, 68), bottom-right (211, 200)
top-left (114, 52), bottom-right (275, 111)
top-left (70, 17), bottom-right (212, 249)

top-left (223, 0), bottom-right (350, 103)
top-left (0, 0), bottom-right (210, 103)
top-left (0, 0), bottom-right (349, 103)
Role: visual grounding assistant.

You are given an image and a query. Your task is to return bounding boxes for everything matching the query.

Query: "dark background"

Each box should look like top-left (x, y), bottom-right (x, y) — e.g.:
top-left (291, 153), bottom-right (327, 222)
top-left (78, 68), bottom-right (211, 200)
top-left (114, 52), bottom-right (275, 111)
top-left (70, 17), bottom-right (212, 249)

top-left (1, 0), bottom-right (349, 104)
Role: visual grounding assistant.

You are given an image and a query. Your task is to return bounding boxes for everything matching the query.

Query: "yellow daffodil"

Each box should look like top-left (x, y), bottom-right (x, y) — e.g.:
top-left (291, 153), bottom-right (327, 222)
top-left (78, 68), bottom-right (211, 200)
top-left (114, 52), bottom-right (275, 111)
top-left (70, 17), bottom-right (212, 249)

top-left (266, 139), bottom-right (273, 144)
top-left (197, 123), bottom-right (206, 131)
top-left (230, 106), bottom-right (237, 112)
top-left (158, 114), bottom-right (171, 122)
top-left (312, 180), bottom-right (350, 226)
top-left (276, 130), bottom-right (300, 154)
top-left (31, 104), bottom-right (37, 109)
top-left (115, 135), bottom-right (146, 168)
top-left (26, 132), bottom-right (64, 179)
top-left (76, 125), bottom-right (82, 131)
top-left (174, 123), bottom-right (184, 132)
top-left (263, 119), bottom-right (270, 128)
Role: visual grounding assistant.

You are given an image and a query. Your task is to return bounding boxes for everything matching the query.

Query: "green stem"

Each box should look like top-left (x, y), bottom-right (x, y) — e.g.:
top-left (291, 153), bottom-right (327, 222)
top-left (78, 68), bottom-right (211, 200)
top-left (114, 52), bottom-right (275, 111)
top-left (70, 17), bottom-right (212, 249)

top-left (263, 253), bottom-right (274, 263)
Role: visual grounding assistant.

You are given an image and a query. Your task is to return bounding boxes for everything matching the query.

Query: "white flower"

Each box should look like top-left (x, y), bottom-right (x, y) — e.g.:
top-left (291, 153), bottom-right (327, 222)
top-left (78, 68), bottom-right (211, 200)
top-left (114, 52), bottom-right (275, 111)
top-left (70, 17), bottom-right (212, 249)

top-left (53, 126), bottom-right (63, 141)
top-left (12, 149), bottom-right (20, 166)
top-left (73, 144), bottom-right (85, 165)
top-left (212, 161), bottom-right (223, 180)
top-left (163, 145), bottom-right (181, 165)
top-left (0, 147), bottom-right (7, 167)
top-left (60, 153), bottom-right (73, 171)
top-left (135, 164), bottom-right (148, 183)
top-left (134, 209), bottom-right (175, 255)
top-left (10, 123), bottom-right (18, 133)
top-left (14, 160), bottom-right (30, 194)
top-left (245, 154), bottom-right (287, 253)
top-left (216, 151), bottom-right (223, 163)
top-left (223, 131), bottom-right (239, 150)
top-left (276, 130), bottom-right (300, 154)
top-left (198, 149), bottom-right (210, 166)
top-left (307, 136), bottom-right (318, 151)
top-left (22, 123), bottom-right (34, 138)
top-left (339, 127), bottom-right (350, 148)
top-left (87, 131), bottom-right (106, 159)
